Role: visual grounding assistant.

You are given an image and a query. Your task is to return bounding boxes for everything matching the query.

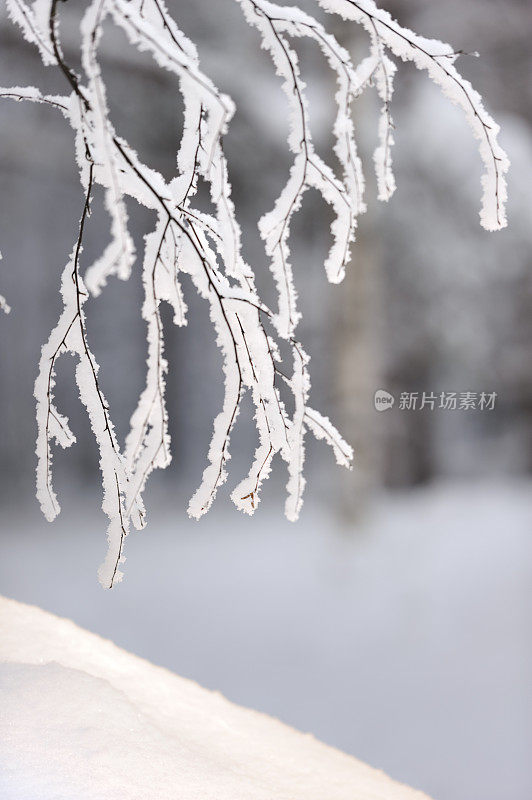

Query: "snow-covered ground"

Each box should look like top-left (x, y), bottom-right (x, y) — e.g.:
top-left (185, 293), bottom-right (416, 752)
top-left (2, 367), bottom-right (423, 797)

top-left (1, 480), bottom-right (531, 800)
top-left (0, 596), bottom-right (430, 800)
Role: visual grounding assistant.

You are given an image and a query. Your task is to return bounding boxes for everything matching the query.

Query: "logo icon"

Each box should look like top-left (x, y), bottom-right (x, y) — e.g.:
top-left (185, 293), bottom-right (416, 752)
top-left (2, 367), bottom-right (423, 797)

top-left (374, 389), bottom-right (395, 412)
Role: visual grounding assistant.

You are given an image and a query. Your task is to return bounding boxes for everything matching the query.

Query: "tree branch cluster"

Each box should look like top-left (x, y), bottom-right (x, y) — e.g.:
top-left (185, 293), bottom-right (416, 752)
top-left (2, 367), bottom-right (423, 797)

top-left (1, 0), bottom-right (508, 585)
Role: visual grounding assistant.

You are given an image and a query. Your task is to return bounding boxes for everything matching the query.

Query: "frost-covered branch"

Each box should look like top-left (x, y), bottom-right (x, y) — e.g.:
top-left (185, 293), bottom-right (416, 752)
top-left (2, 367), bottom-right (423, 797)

top-left (316, 0), bottom-right (509, 230)
top-left (34, 160), bottom-right (130, 588)
top-left (239, 0), bottom-right (363, 337)
top-left (1, 0), bottom-right (507, 584)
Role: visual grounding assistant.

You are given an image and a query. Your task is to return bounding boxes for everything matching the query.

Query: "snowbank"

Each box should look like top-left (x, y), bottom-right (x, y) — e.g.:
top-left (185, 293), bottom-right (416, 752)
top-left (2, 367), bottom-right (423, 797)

top-left (0, 596), bottom-right (430, 799)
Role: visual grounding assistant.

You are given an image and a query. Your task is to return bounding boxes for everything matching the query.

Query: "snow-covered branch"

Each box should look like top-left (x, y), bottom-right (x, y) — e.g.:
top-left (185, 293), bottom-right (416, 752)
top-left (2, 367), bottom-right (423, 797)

top-left (316, 0), bottom-right (509, 230)
top-left (1, 0), bottom-right (507, 584)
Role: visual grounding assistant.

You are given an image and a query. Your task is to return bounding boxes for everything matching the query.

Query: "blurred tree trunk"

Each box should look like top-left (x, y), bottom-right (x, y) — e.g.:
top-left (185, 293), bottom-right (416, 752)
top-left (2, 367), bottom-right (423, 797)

top-left (332, 213), bottom-right (385, 521)
top-left (329, 26), bottom-right (385, 522)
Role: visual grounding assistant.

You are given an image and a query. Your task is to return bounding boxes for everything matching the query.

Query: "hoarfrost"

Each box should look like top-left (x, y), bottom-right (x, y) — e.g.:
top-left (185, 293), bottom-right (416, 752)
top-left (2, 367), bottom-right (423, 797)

top-left (1, 0), bottom-right (508, 583)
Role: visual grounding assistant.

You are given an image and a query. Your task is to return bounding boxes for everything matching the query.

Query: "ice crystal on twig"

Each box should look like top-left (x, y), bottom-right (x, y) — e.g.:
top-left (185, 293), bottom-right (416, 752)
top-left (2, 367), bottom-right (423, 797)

top-left (1, 0), bottom-right (508, 585)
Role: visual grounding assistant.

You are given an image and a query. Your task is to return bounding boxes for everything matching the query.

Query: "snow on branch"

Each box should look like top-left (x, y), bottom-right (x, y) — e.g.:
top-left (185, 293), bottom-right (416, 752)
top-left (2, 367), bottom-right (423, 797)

top-left (1, 0), bottom-right (507, 584)
top-left (0, 252), bottom-right (10, 314)
top-left (316, 0), bottom-right (510, 230)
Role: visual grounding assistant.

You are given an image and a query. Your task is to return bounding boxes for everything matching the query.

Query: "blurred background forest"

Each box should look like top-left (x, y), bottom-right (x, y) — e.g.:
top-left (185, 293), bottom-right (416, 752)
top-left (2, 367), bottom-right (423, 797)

top-left (1, 2), bottom-right (531, 799)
